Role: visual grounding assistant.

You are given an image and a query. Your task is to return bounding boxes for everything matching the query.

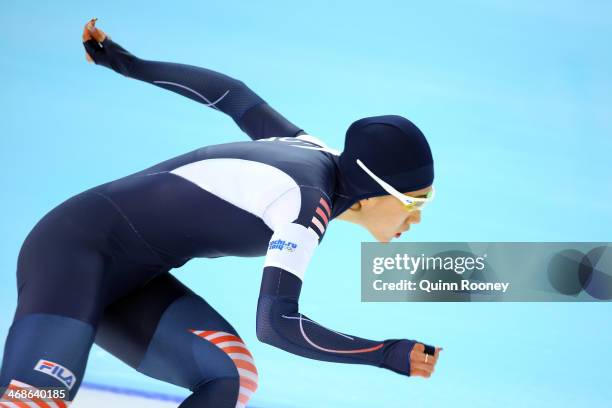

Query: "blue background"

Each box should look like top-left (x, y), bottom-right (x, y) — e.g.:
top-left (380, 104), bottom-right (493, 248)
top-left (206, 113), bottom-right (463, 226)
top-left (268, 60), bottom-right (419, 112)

top-left (1, 1), bottom-right (611, 407)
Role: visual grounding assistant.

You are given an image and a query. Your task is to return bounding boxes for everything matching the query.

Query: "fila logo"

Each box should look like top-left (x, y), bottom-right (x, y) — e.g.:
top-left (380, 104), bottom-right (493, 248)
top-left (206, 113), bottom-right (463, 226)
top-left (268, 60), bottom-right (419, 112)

top-left (34, 359), bottom-right (76, 390)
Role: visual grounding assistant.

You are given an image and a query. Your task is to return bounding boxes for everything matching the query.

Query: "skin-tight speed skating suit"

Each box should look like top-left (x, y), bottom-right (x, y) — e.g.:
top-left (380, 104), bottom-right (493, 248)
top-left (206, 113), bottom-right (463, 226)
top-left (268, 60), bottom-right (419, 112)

top-left (0, 37), bottom-right (431, 408)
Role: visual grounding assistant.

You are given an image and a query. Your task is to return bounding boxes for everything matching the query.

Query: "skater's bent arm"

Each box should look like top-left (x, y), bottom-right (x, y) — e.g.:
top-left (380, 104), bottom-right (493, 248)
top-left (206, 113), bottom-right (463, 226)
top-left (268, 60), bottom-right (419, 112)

top-left (83, 34), bottom-right (303, 140)
top-left (257, 266), bottom-right (406, 371)
top-left (256, 218), bottom-right (439, 378)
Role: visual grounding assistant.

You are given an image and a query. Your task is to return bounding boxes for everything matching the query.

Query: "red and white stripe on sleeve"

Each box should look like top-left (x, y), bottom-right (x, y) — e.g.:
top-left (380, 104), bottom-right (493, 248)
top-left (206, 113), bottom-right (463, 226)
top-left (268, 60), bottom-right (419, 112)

top-left (308, 197), bottom-right (331, 241)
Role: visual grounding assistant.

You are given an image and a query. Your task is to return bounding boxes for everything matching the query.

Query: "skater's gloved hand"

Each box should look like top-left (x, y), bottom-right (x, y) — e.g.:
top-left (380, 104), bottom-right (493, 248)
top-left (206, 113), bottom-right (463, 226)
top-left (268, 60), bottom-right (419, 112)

top-left (82, 18), bottom-right (107, 63)
top-left (380, 339), bottom-right (442, 378)
top-left (81, 18), bottom-right (136, 76)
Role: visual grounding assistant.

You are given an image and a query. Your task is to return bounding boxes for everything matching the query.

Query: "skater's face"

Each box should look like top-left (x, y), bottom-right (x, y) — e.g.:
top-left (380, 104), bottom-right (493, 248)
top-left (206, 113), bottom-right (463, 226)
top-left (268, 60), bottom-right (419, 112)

top-left (352, 186), bottom-right (432, 243)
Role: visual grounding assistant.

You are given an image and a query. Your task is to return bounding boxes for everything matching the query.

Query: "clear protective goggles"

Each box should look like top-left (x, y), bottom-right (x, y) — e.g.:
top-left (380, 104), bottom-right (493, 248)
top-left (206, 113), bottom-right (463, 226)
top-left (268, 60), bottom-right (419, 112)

top-left (355, 159), bottom-right (435, 212)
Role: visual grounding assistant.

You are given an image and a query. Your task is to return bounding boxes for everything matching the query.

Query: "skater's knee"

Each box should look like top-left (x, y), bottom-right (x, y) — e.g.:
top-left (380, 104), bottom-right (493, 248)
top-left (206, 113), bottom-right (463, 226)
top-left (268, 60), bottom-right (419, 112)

top-left (190, 330), bottom-right (259, 407)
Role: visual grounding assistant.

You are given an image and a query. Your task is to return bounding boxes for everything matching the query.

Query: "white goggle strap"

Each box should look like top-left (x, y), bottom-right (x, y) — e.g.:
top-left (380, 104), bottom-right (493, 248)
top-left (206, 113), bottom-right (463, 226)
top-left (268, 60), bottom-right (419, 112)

top-left (355, 159), bottom-right (414, 206)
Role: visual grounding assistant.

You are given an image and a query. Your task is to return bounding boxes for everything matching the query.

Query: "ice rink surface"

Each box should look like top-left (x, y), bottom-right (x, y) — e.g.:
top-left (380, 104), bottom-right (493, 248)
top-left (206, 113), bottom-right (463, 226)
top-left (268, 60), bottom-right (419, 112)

top-left (74, 390), bottom-right (176, 407)
top-left (72, 383), bottom-right (181, 407)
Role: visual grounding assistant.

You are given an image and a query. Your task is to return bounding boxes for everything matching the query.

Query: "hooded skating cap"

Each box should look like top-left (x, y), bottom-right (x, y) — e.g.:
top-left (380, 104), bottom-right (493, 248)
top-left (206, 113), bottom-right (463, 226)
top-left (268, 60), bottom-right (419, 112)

top-left (332, 115), bottom-right (434, 216)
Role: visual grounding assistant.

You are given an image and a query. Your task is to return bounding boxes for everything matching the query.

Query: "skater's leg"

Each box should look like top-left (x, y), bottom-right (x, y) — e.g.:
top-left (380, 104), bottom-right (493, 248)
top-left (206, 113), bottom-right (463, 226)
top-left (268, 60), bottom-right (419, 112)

top-left (96, 273), bottom-right (258, 408)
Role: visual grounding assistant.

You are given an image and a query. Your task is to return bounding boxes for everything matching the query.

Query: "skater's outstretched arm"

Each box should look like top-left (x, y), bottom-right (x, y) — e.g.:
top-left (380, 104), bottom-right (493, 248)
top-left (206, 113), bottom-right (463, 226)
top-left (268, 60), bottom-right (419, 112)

top-left (82, 18), bottom-right (303, 140)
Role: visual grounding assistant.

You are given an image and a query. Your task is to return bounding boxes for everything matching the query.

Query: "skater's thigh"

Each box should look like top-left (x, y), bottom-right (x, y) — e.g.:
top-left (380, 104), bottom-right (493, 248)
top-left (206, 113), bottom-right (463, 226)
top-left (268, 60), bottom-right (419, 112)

top-left (1, 202), bottom-right (109, 403)
top-left (95, 272), bottom-right (258, 396)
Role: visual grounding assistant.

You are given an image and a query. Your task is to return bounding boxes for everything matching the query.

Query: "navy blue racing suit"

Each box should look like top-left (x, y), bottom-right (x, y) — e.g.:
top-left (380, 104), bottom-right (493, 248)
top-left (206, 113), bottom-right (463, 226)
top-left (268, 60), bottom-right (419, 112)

top-left (0, 37), bottom-right (429, 408)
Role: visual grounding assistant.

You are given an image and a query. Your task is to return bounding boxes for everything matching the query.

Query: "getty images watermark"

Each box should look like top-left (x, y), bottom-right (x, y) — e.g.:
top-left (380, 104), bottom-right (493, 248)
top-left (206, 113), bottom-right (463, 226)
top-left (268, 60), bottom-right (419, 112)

top-left (361, 243), bottom-right (612, 302)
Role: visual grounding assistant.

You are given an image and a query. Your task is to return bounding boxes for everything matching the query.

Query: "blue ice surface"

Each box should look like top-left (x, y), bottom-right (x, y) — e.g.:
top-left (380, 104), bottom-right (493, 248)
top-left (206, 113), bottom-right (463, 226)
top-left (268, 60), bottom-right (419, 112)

top-left (81, 382), bottom-right (185, 403)
top-left (1, 1), bottom-right (611, 407)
